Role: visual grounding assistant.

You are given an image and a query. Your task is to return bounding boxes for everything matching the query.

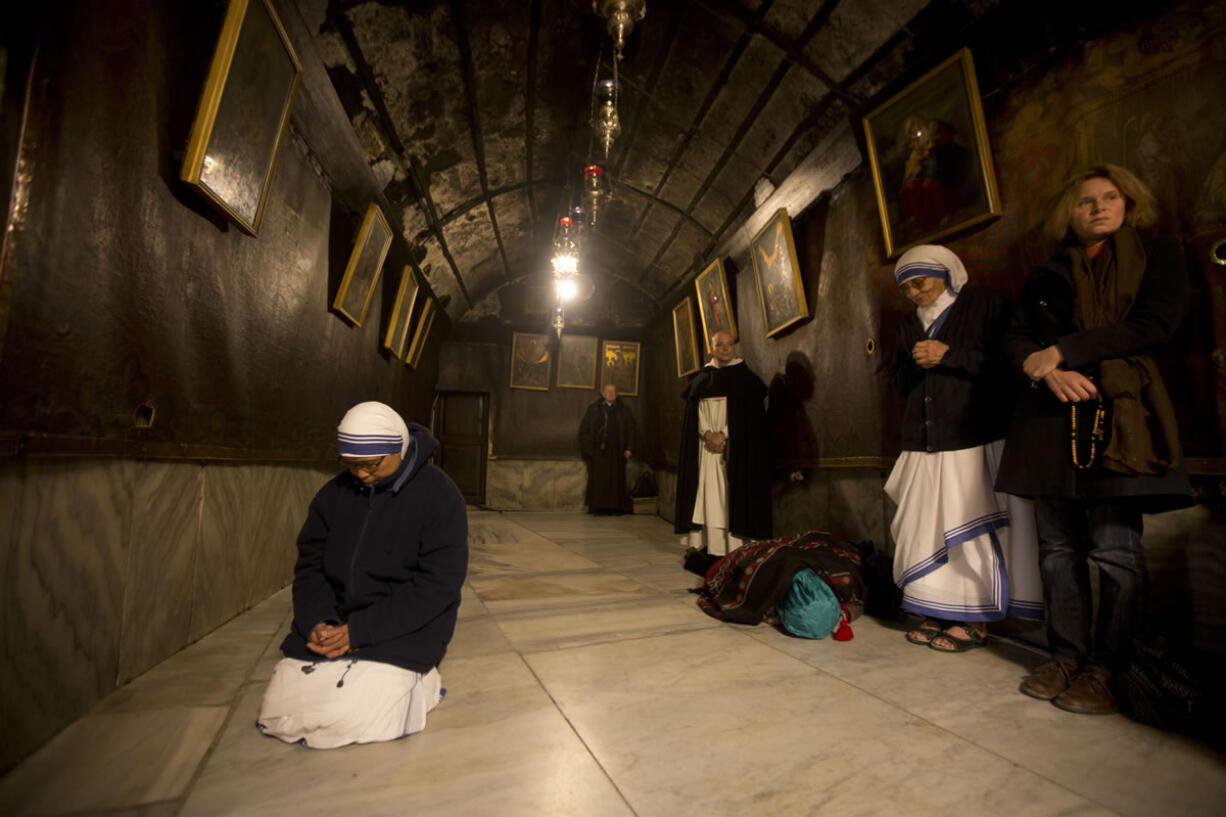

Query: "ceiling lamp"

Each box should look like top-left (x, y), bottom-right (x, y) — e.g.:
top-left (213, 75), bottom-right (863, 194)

top-left (583, 164), bottom-right (610, 228)
top-left (593, 0), bottom-right (645, 60)
top-left (551, 215), bottom-right (579, 336)
top-left (551, 215), bottom-right (579, 276)
top-left (592, 78), bottom-right (621, 161)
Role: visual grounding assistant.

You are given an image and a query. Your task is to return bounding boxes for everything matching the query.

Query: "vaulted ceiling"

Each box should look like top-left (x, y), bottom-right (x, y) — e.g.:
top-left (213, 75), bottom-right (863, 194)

top-left (303, 0), bottom-right (965, 326)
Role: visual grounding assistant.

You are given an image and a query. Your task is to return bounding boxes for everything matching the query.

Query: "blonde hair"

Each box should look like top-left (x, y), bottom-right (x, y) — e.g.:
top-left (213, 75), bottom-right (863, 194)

top-left (1042, 164), bottom-right (1158, 241)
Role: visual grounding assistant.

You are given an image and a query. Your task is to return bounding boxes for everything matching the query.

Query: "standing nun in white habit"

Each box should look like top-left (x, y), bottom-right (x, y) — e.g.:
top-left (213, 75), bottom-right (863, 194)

top-left (886, 245), bottom-right (1042, 652)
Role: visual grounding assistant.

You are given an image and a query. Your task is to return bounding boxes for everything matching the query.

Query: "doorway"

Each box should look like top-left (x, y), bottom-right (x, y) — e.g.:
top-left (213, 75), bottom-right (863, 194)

top-left (433, 391), bottom-right (489, 505)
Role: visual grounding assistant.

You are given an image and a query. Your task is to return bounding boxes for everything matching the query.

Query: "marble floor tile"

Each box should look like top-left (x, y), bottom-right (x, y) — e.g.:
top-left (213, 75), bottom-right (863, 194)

top-left (0, 707), bottom-right (228, 816)
top-left (525, 628), bottom-right (1115, 817)
top-left (446, 613), bottom-right (516, 658)
top-left (494, 595), bottom-right (720, 653)
top-left (178, 655), bottom-right (636, 817)
top-left (740, 616), bottom-right (1226, 817)
top-left (457, 581), bottom-right (490, 618)
top-left (468, 521), bottom-right (602, 575)
top-left (468, 569), bottom-right (648, 613)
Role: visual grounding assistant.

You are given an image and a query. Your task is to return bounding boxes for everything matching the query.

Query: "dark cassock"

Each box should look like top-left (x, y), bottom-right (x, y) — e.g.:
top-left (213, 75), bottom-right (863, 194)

top-left (579, 392), bottom-right (637, 514)
top-left (674, 358), bottom-right (772, 552)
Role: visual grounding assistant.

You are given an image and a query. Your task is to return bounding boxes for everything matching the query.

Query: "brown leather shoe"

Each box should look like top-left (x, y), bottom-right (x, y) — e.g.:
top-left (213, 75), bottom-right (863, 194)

top-left (1053, 672), bottom-right (1118, 715)
top-left (1019, 661), bottom-right (1077, 700)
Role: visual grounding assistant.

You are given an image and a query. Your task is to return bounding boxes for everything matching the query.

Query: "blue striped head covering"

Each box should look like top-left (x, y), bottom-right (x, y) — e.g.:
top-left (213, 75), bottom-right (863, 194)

top-left (337, 402), bottom-right (410, 457)
top-left (893, 244), bottom-right (968, 294)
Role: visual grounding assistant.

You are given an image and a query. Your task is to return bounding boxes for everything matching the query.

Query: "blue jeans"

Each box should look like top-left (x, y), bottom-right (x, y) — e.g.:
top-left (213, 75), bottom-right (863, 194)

top-left (1033, 497), bottom-right (1146, 674)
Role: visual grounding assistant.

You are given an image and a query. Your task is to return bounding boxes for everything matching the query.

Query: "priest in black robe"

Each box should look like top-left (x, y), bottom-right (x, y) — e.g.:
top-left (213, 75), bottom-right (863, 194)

top-left (675, 331), bottom-right (772, 553)
top-left (579, 384), bottom-right (637, 515)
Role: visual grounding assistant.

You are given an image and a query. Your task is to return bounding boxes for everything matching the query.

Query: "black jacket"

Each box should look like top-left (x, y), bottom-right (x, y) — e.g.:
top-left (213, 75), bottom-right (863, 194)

top-left (995, 236), bottom-right (1192, 511)
top-left (892, 284), bottom-right (1013, 453)
top-left (674, 361), bottom-right (772, 540)
top-left (281, 424), bottom-right (469, 672)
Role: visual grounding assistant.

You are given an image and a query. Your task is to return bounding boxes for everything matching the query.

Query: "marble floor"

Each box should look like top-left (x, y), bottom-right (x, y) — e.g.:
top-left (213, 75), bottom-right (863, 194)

top-left (2, 510), bottom-right (1224, 817)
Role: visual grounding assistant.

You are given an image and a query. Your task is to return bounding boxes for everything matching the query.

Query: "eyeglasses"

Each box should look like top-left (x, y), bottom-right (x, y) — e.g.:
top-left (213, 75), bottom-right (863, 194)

top-left (341, 455), bottom-right (385, 474)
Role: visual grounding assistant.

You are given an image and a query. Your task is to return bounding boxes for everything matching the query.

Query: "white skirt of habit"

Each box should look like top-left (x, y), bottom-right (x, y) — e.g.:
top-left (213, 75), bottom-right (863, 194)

top-left (885, 440), bottom-right (1043, 622)
top-left (257, 658), bottom-right (443, 749)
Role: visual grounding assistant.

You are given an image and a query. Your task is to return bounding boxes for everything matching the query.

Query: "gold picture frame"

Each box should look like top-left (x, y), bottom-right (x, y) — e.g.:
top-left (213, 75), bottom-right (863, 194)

top-left (509, 332), bottom-right (551, 391)
top-left (405, 298), bottom-right (435, 369)
top-left (180, 0), bottom-right (302, 236)
top-left (672, 297), bottom-right (700, 377)
top-left (863, 47), bottom-right (1001, 257)
top-left (383, 266), bottom-right (421, 359)
top-left (750, 208), bottom-right (809, 337)
top-left (694, 258), bottom-right (737, 354)
top-left (556, 334), bottom-right (599, 390)
top-left (333, 204), bottom-right (393, 327)
top-left (600, 340), bottom-right (641, 397)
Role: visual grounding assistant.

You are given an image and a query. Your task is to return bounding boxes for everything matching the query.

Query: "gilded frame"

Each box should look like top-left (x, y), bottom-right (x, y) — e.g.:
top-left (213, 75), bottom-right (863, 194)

top-left (556, 334), bottom-right (599, 390)
top-left (672, 297), bottom-right (700, 377)
top-left (332, 204), bottom-right (392, 327)
top-left (509, 332), bottom-right (551, 391)
top-left (600, 340), bottom-right (641, 397)
top-left (180, 0), bottom-right (302, 236)
top-left (694, 258), bottom-right (737, 354)
top-left (750, 208), bottom-right (809, 337)
top-left (862, 48), bottom-right (1001, 257)
top-left (405, 298), bottom-right (435, 369)
top-left (383, 266), bottom-right (421, 359)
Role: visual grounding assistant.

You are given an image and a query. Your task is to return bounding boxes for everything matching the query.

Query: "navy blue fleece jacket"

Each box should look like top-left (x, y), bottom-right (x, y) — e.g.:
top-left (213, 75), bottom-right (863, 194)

top-left (280, 424), bottom-right (468, 672)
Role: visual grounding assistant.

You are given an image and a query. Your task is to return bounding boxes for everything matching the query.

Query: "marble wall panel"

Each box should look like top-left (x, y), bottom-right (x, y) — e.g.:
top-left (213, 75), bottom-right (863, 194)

top-left (0, 461), bottom-right (26, 771)
top-left (1, 459), bottom-right (135, 772)
top-left (656, 469), bottom-right (676, 525)
top-left (825, 471), bottom-right (889, 547)
top-left (242, 465), bottom-right (302, 609)
top-left (1144, 505), bottom-right (1226, 655)
top-left (771, 469), bottom-right (887, 546)
top-left (191, 464), bottom-right (259, 640)
top-left (117, 462), bottom-right (204, 683)
top-left (484, 460), bottom-right (524, 511)
top-left (489, 459), bottom-right (587, 511)
top-left (772, 473), bottom-right (830, 541)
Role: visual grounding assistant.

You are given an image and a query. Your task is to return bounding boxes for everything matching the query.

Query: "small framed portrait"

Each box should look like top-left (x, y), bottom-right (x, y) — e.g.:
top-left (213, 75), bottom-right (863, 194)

top-left (180, 0), bottom-right (302, 236)
top-left (510, 332), bottom-right (551, 391)
top-left (750, 208), bottom-right (809, 337)
top-left (332, 204), bottom-right (393, 327)
top-left (600, 340), bottom-right (641, 397)
top-left (556, 334), bottom-right (599, 390)
top-left (383, 267), bottom-right (421, 359)
top-left (863, 47), bottom-right (1002, 257)
top-left (405, 298), bottom-right (435, 369)
top-left (672, 297), bottom-right (700, 377)
top-left (694, 258), bottom-right (737, 354)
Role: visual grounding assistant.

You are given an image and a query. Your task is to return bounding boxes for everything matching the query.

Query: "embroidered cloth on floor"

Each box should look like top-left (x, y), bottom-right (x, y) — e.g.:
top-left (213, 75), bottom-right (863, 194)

top-left (886, 440), bottom-right (1042, 621)
top-left (695, 530), bottom-right (866, 627)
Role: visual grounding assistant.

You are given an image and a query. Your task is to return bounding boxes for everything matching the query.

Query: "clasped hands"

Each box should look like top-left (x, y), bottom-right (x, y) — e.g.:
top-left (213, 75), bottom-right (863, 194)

top-left (702, 430), bottom-right (727, 454)
top-left (911, 339), bottom-right (948, 369)
top-left (1022, 345), bottom-right (1098, 403)
top-left (308, 622), bottom-right (352, 659)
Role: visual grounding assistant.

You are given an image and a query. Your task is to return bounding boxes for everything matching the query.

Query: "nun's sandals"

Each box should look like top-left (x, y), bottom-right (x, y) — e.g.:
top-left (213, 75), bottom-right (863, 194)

top-left (929, 625), bottom-right (988, 652)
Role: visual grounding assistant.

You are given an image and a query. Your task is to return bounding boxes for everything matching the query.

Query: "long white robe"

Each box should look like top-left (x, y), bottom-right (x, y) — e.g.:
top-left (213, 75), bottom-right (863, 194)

top-left (886, 440), bottom-right (1042, 622)
top-left (257, 658), bottom-right (443, 749)
top-left (687, 396), bottom-right (744, 556)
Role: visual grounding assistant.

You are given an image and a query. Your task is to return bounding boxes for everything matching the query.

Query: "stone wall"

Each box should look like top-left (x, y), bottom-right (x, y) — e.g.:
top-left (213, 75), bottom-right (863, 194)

top-left (0, 458), bottom-right (334, 772)
top-left (483, 458), bottom-right (588, 511)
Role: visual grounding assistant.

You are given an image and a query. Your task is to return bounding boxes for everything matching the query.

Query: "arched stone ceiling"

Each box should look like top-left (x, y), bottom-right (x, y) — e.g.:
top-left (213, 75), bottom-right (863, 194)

top-left (306, 0), bottom-right (945, 323)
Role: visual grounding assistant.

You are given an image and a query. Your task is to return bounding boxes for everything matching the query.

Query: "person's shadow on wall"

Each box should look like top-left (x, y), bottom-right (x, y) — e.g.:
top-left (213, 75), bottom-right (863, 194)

top-left (767, 351), bottom-right (818, 474)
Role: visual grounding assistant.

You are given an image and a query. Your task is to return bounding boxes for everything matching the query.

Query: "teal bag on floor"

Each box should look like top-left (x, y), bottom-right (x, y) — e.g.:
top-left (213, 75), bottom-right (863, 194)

top-left (777, 568), bottom-right (840, 639)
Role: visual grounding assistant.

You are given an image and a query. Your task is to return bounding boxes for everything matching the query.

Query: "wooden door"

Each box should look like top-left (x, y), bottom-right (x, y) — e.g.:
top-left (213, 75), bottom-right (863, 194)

top-left (434, 391), bottom-right (488, 505)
